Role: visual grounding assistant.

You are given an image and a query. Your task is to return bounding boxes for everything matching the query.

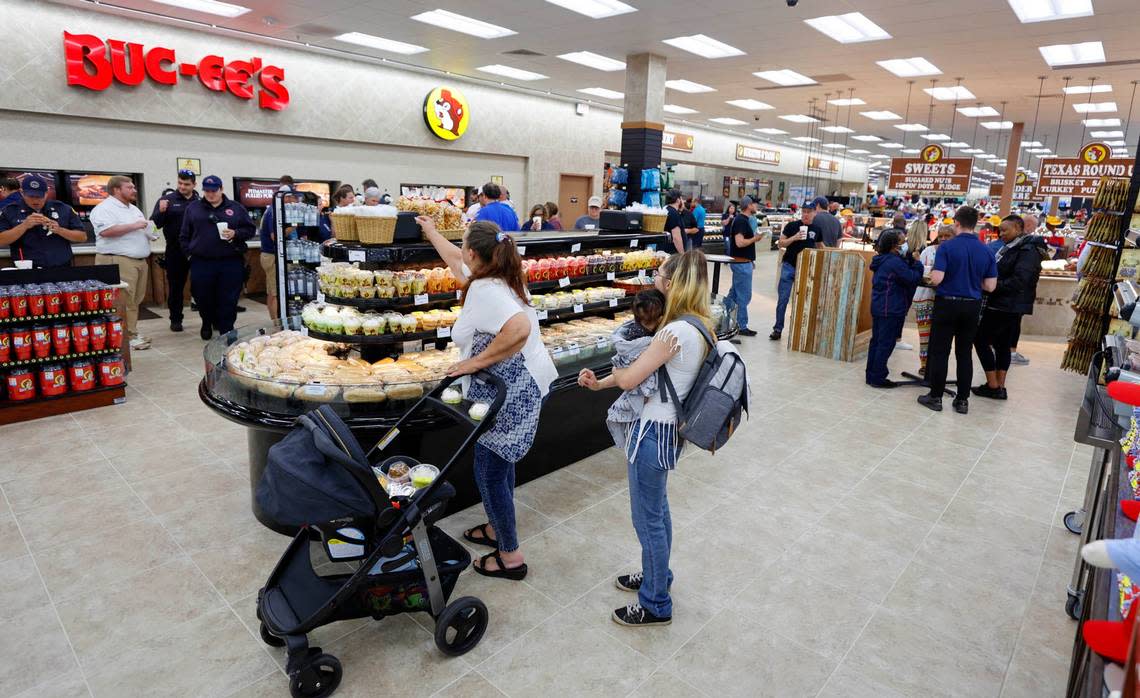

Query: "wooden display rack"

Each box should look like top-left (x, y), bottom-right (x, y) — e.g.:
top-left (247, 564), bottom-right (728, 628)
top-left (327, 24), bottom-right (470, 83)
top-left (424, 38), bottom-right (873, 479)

top-left (786, 248), bottom-right (874, 362)
top-left (0, 384), bottom-right (126, 425)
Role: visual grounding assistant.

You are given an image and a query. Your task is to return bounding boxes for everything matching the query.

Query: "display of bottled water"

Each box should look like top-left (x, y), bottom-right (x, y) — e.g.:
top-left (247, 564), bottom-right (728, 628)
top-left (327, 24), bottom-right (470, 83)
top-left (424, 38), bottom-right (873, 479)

top-left (285, 238), bottom-right (322, 263)
top-left (285, 266), bottom-right (319, 299)
top-left (283, 202), bottom-right (320, 227)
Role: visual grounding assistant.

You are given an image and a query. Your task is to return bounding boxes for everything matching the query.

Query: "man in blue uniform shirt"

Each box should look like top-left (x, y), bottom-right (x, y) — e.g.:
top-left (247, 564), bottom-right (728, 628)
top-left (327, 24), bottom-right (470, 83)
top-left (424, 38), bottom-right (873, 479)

top-left (151, 170), bottom-right (200, 332)
top-left (474, 183), bottom-right (519, 231)
top-left (180, 175), bottom-right (256, 340)
top-left (0, 175), bottom-right (87, 267)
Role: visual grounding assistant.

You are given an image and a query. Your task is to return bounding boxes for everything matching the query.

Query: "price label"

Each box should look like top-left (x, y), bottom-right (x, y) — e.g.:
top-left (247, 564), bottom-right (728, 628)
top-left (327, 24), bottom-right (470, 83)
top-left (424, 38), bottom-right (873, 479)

top-left (608, 298), bottom-right (618, 308)
top-left (456, 290), bottom-right (463, 299)
top-left (300, 326), bottom-right (309, 336)
top-left (348, 250), bottom-right (366, 262)
top-left (536, 310), bottom-right (549, 320)
top-left (596, 338), bottom-right (607, 349)
top-left (316, 290), bottom-right (325, 303)
top-left (606, 272), bottom-right (616, 281)
top-left (402, 340), bottom-right (423, 353)
top-left (517, 245), bottom-right (526, 255)
top-left (570, 242), bottom-right (581, 253)
top-left (436, 326), bottom-right (451, 339)
top-left (558, 277), bottom-right (570, 288)
top-left (638, 270), bottom-right (647, 280)
top-left (414, 293), bottom-right (429, 306)
top-left (573, 304), bottom-right (584, 314)
top-left (630, 239), bottom-right (639, 248)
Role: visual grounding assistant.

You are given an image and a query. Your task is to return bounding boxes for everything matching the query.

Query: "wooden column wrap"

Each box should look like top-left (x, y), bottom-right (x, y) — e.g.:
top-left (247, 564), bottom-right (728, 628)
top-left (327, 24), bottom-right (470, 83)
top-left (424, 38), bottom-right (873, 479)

top-left (787, 248), bottom-right (874, 362)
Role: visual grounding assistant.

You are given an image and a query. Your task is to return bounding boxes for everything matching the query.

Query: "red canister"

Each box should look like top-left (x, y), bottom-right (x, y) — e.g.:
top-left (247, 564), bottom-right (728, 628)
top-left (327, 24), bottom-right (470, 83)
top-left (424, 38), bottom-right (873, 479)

top-left (98, 354), bottom-right (125, 386)
top-left (0, 330), bottom-right (10, 363)
top-left (11, 288), bottom-right (28, 318)
top-left (69, 360), bottom-right (95, 392)
top-left (71, 321), bottom-right (90, 353)
top-left (11, 328), bottom-right (32, 361)
top-left (7, 368), bottom-right (35, 400)
top-left (38, 364), bottom-right (68, 397)
top-left (106, 316), bottom-right (123, 350)
top-left (100, 286), bottom-right (116, 311)
top-left (31, 325), bottom-right (51, 359)
top-left (28, 289), bottom-right (45, 317)
top-left (51, 324), bottom-right (71, 356)
top-left (82, 285), bottom-right (101, 312)
top-left (62, 286), bottom-right (82, 313)
top-left (89, 320), bottom-right (107, 351)
top-left (44, 286), bottom-right (62, 315)
top-left (0, 289), bottom-right (10, 319)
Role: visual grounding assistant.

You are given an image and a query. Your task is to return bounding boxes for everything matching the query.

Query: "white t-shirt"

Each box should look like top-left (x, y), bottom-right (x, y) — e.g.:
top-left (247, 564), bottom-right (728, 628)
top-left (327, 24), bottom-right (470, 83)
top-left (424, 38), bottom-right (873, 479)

top-left (91, 197), bottom-right (151, 258)
top-left (451, 276), bottom-right (557, 397)
top-left (913, 244), bottom-right (938, 302)
top-left (641, 319), bottom-right (708, 423)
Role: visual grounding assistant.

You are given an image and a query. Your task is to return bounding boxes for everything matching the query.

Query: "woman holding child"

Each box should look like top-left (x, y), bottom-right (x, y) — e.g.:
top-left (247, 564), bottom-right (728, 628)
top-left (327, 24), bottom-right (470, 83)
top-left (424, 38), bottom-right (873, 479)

top-left (578, 250), bottom-right (713, 627)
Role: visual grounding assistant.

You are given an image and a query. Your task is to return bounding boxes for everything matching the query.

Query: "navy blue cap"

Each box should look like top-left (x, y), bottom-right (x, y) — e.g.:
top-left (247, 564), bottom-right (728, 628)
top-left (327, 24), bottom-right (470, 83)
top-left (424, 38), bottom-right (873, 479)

top-left (21, 175), bottom-right (49, 196)
top-left (202, 175), bottom-right (223, 191)
top-left (811, 196), bottom-right (830, 209)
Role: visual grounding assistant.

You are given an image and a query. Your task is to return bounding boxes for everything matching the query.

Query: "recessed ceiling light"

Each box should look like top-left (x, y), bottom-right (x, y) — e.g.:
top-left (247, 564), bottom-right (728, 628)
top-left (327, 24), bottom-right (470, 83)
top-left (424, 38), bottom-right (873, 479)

top-left (980, 121), bottom-right (1013, 130)
top-left (853, 134), bottom-right (883, 142)
top-left (709, 117), bottom-right (747, 125)
top-left (543, 0), bottom-right (636, 19)
top-left (411, 9), bottom-right (516, 38)
top-left (577, 87), bottom-right (623, 99)
top-left (1074, 101), bottom-right (1117, 113)
top-left (957, 106), bottom-right (1000, 117)
top-left (962, 148), bottom-right (984, 153)
top-left (779, 114), bottom-right (820, 123)
top-left (948, 142), bottom-right (971, 147)
top-left (476, 64), bottom-right (547, 80)
top-left (819, 126), bottom-right (854, 133)
top-left (753, 69), bottom-right (816, 86)
top-left (754, 127), bottom-right (788, 135)
top-left (901, 149), bottom-right (922, 154)
top-left (791, 136), bottom-right (820, 142)
top-left (332, 32), bottom-right (428, 54)
top-left (663, 34), bottom-right (745, 59)
top-left (663, 104), bottom-right (698, 114)
top-left (849, 149), bottom-right (871, 154)
top-left (922, 134), bottom-right (951, 141)
top-left (1039, 41), bottom-right (1105, 67)
top-left (665, 79), bottom-right (716, 93)
top-left (1083, 117), bottom-right (1121, 127)
top-left (870, 154), bottom-right (891, 159)
top-left (1035, 153), bottom-right (1050, 158)
top-left (804, 12), bottom-right (891, 43)
top-left (1105, 140), bottom-right (1127, 146)
top-left (149, 0), bottom-right (250, 17)
top-left (1064, 84), bottom-right (1112, 95)
top-left (821, 143), bottom-right (847, 149)
top-left (894, 123), bottom-right (928, 132)
top-left (726, 99), bottom-right (773, 110)
top-left (1020, 140), bottom-right (1043, 147)
top-left (1008, 0), bottom-right (1093, 23)
top-left (924, 85), bottom-right (975, 101)
top-left (876, 57), bottom-right (941, 77)
top-left (1113, 148), bottom-right (1130, 155)
top-left (828, 97), bottom-right (866, 106)
top-left (557, 51), bottom-right (625, 71)
top-left (1090, 130), bottom-right (1125, 138)
top-left (879, 142), bottom-right (905, 149)
top-left (860, 110), bottom-right (902, 121)
top-left (978, 154), bottom-right (998, 160)
top-left (1025, 147), bottom-right (1051, 153)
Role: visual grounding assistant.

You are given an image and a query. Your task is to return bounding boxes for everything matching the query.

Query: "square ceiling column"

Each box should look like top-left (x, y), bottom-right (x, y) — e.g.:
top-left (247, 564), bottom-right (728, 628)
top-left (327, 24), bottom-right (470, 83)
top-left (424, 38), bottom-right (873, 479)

top-left (620, 53), bottom-right (667, 209)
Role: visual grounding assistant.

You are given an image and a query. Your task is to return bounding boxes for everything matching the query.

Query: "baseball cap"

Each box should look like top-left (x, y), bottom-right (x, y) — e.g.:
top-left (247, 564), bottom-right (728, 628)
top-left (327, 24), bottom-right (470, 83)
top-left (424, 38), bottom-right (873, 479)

top-left (21, 175), bottom-right (48, 196)
top-left (739, 195), bottom-right (754, 208)
top-left (202, 175), bottom-right (223, 191)
top-left (811, 196), bottom-right (830, 209)
top-left (587, 196), bottom-right (602, 208)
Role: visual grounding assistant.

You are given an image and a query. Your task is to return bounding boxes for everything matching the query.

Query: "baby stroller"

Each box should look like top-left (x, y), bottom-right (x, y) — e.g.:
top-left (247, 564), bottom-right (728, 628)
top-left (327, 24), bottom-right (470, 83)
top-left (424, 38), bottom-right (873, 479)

top-left (254, 372), bottom-right (506, 698)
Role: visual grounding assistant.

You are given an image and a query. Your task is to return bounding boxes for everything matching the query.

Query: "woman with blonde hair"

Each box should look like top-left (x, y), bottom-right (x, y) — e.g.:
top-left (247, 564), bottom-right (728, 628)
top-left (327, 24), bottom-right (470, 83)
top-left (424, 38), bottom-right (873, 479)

top-left (913, 223), bottom-right (955, 374)
top-left (578, 250), bottom-right (712, 627)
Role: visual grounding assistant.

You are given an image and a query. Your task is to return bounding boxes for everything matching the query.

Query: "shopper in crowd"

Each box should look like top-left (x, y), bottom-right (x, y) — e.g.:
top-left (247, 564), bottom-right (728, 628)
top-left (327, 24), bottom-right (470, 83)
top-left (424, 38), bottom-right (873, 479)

top-left (918, 205), bottom-right (997, 414)
top-left (812, 196), bottom-right (842, 248)
top-left (913, 223), bottom-right (954, 375)
top-left (91, 175), bottom-right (156, 351)
top-left (180, 175), bottom-right (256, 340)
top-left (972, 215), bottom-right (1045, 400)
top-left (545, 201), bottom-right (563, 230)
top-left (1007, 213), bottom-right (1041, 367)
top-left (257, 185), bottom-right (296, 321)
top-left (691, 196), bottom-right (707, 240)
top-left (362, 187), bottom-right (382, 206)
top-left (574, 196), bottom-right (603, 229)
top-left (475, 182), bottom-right (519, 232)
top-left (771, 204), bottom-right (822, 341)
top-left (866, 230), bottom-right (923, 388)
top-left (724, 195), bottom-right (759, 337)
top-left (0, 177), bottom-right (21, 209)
top-left (663, 190), bottom-right (686, 254)
top-left (887, 213), bottom-right (907, 236)
top-left (520, 204), bottom-right (555, 232)
top-left (0, 174), bottom-right (86, 267)
top-left (892, 218), bottom-right (931, 352)
top-left (681, 198), bottom-right (701, 251)
top-left (829, 201), bottom-right (841, 216)
top-left (721, 201), bottom-right (737, 224)
top-left (578, 250), bottom-right (713, 628)
top-left (417, 216), bottom-right (556, 581)
top-left (151, 170), bottom-right (199, 333)
top-left (321, 184), bottom-right (355, 239)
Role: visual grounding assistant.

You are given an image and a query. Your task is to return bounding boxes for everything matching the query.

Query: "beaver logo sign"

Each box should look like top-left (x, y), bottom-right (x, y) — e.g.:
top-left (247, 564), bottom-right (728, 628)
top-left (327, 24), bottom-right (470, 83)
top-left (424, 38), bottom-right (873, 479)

top-left (1081, 142), bottom-right (1111, 165)
top-left (921, 144), bottom-right (944, 163)
top-left (424, 87), bottom-right (469, 141)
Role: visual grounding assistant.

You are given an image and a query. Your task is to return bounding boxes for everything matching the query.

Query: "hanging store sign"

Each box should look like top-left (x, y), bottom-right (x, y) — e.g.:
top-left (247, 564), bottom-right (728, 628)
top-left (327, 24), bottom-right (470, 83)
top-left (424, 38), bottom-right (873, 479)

top-left (63, 31), bottom-right (289, 111)
top-left (662, 130), bottom-right (695, 152)
top-left (735, 144), bottom-right (781, 166)
top-left (424, 86), bottom-right (470, 141)
top-left (887, 144), bottom-right (973, 194)
top-left (988, 171), bottom-right (1037, 200)
top-left (808, 157), bottom-right (840, 173)
top-left (1035, 142), bottom-right (1134, 198)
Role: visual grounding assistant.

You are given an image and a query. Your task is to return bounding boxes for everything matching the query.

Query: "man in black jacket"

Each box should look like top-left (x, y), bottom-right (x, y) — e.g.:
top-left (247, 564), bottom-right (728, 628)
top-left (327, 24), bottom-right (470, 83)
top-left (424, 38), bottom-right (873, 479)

top-left (971, 215), bottom-right (1045, 400)
top-left (151, 170), bottom-right (199, 332)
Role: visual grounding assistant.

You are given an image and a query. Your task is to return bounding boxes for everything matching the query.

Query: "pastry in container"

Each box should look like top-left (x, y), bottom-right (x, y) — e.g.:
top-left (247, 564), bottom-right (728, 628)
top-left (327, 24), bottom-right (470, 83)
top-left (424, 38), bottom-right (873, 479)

top-left (293, 382), bottom-right (341, 402)
top-left (385, 381), bottom-right (424, 400)
top-left (394, 272), bottom-right (414, 297)
top-left (258, 372), bottom-right (301, 399)
top-left (344, 385), bottom-right (388, 403)
top-left (361, 314), bottom-right (385, 336)
top-left (341, 314), bottom-right (363, 336)
top-left (400, 315), bottom-right (419, 334)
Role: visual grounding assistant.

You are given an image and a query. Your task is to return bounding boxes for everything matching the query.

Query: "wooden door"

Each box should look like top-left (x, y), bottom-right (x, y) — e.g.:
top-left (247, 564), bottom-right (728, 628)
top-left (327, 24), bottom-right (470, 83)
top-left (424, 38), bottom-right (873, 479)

top-left (558, 174), bottom-right (592, 227)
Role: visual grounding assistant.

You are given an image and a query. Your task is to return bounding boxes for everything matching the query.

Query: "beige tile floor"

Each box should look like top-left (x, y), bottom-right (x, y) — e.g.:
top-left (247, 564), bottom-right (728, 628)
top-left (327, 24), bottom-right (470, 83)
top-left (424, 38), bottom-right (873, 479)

top-left (0, 251), bottom-right (1087, 697)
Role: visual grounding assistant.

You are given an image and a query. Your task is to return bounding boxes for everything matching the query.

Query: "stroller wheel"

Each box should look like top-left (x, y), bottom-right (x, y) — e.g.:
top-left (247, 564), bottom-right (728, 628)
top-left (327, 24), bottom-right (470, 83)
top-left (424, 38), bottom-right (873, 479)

top-left (289, 652), bottom-right (342, 698)
top-left (434, 596), bottom-right (488, 657)
top-left (260, 623), bottom-right (286, 648)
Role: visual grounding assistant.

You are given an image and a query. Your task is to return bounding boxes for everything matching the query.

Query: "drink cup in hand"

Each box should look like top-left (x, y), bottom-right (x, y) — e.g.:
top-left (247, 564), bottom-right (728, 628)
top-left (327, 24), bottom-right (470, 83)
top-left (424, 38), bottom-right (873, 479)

top-left (532, 216), bottom-right (543, 229)
top-left (798, 226), bottom-right (808, 241)
top-left (216, 222), bottom-right (231, 240)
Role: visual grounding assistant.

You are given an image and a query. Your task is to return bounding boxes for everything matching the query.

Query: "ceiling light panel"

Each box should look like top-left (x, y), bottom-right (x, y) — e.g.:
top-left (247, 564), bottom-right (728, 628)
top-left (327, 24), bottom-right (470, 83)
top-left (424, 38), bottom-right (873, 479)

top-left (819, 126), bottom-right (854, 133)
top-left (753, 69), bottom-right (816, 86)
top-left (411, 9), bottom-right (516, 38)
top-left (663, 104), bottom-right (698, 114)
top-left (577, 87), bottom-right (623, 99)
top-left (662, 34), bottom-right (744, 58)
top-left (922, 134), bottom-right (951, 141)
top-left (829, 98), bottom-right (866, 106)
top-left (476, 64), bottom-right (547, 80)
top-left (1083, 117), bottom-right (1121, 127)
top-left (543, 0), bottom-right (637, 19)
top-left (1105, 140), bottom-right (1127, 146)
top-left (1074, 101), bottom-right (1117, 113)
top-left (665, 79), bottom-right (716, 93)
top-left (853, 135), bottom-right (884, 141)
top-left (726, 99), bottom-right (773, 110)
top-left (870, 154), bottom-right (891, 159)
top-left (1090, 130), bottom-right (1125, 138)
top-left (957, 106), bottom-right (1000, 117)
top-left (962, 148), bottom-right (984, 153)
top-left (1020, 140), bottom-right (1043, 147)
top-left (894, 123), bottom-right (928, 132)
top-left (557, 51), bottom-right (625, 71)
top-left (755, 127), bottom-right (788, 135)
top-left (948, 141), bottom-right (971, 147)
top-left (791, 136), bottom-right (820, 142)
top-left (879, 142), bottom-right (905, 149)
top-left (1039, 41), bottom-right (1105, 66)
top-left (332, 32), bottom-right (428, 54)
top-left (924, 85), bottom-right (975, 101)
top-left (149, 0), bottom-right (250, 17)
top-left (779, 114), bottom-right (820, 123)
top-left (860, 110), bottom-right (902, 120)
top-left (709, 117), bottom-right (747, 125)
top-left (821, 143), bottom-right (847, 149)
top-left (877, 57), bottom-right (941, 77)
top-left (980, 121), bottom-right (1014, 129)
top-left (1064, 84), bottom-right (1112, 95)
top-left (901, 149), bottom-right (920, 154)
top-left (1008, 0), bottom-right (1093, 23)
top-left (804, 12), bottom-right (891, 43)
top-left (849, 149), bottom-right (871, 154)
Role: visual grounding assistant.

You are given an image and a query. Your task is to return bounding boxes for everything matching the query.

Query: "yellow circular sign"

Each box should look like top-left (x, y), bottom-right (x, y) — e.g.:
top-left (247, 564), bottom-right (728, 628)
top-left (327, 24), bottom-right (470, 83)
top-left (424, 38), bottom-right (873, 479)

top-left (1080, 142), bottom-right (1110, 164)
top-left (424, 86), bottom-right (470, 141)
top-left (921, 144), bottom-right (943, 163)
top-left (1015, 171), bottom-right (1028, 185)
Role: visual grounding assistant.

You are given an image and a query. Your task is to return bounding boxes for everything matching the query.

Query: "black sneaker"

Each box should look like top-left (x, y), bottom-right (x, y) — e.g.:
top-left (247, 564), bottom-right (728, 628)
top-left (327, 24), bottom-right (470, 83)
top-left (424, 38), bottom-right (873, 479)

top-left (615, 572), bottom-right (643, 592)
top-left (738, 328), bottom-right (758, 337)
top-left (917, 394), bottom-right (943, 412)
top-left (236, 305), bottom-right (247, 313)
top-left (953, 399), bottom-right (969, 414)
top-left (971, 384), bottom-right (1005, 400)
top-left (200, 327), bottom-right (212, 341)
top-left (768, 330), bottom-right (782, 341)
top-left (867, 379), bottom-right (898, 389)
top-left (170, 321), bottom-right (184, 332)
top-left (612, 603), bottom-right (671, 627)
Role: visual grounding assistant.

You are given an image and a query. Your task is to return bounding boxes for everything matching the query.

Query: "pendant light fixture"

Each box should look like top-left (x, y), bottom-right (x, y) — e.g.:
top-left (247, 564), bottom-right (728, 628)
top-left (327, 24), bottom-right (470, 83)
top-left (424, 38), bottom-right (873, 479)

top-left (1056, 76), bottom-right (1072, 154)
top-left (1124, 80), bottom-right (1139, 150)
top-left (1023, 76), bottom-right (1046, 170)
top-left (1078, 77), bottom-right (1098, 145)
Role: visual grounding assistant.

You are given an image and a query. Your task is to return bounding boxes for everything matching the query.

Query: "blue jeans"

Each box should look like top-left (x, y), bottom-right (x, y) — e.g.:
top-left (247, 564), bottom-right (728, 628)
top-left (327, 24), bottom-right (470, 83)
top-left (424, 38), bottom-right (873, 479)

top-left (626, 422), bottom-right (675, 618)
top-left (773, 262), bottom-right (796, 333)
top-left (473, 443), bottom-right (519, 552)
top-left (723, 261), bottom-right (754, 331)
top-left (866, 315), bottom-right (905, 385)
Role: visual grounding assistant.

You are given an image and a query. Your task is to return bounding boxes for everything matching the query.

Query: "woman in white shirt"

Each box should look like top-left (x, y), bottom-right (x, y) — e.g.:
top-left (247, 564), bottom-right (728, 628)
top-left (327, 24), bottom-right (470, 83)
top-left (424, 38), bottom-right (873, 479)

top-left (418, 217), bottom-right (556, 581)
top-left (578, 250), bottom-right (713, 627)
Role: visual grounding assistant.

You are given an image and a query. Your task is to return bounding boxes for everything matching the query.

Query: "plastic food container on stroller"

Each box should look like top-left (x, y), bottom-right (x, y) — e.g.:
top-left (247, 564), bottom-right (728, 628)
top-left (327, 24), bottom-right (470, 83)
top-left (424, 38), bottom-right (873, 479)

top-left (253, 371), bottom-right (507, 698)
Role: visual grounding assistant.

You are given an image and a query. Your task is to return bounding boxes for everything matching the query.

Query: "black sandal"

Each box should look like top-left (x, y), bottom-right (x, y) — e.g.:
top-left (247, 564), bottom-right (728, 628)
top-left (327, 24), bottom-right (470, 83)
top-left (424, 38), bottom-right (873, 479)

top-left (473, 550), bottom-right (528, 581)
top-left (463, 523), bottom-right (497, 549)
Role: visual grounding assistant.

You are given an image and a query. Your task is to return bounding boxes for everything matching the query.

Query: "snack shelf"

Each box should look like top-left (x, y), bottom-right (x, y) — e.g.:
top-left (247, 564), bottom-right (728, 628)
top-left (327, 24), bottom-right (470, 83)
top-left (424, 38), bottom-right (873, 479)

top-left (528, 269), bottom-right (647, 293)
top-left (538, 296), bottom-right (635, 323)
top-left (1, 347), bottom-right (120, 370)
top-left (0, 383), bottom-right (126, 426)
top-left (305, 327), bottom-right (455, 346)
top-left (0, 308), bottom-right (110, 326)
top-left (322, 231), bottom-right (666, 265)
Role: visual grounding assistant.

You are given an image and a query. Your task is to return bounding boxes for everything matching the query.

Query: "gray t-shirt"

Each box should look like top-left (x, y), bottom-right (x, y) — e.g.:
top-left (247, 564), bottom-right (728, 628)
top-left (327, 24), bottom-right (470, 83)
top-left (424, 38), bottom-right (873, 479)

top-left (813, 211), bottom-right (842, 247)
top-left (574, 214), bottom-right (600, 230)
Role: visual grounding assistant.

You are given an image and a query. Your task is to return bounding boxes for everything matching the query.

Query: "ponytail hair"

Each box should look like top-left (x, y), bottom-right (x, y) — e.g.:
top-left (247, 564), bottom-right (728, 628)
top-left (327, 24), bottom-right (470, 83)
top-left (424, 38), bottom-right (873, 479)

top-left (461, 221), bottom-right (527, 305)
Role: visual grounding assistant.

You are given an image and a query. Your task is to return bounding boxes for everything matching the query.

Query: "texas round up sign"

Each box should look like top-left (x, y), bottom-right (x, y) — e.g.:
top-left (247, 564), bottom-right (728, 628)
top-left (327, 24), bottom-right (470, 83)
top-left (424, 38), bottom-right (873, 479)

top-left (424, 87), bottom-right (470, 141)
top-left (1036, 142), bottom-right (1133, 198)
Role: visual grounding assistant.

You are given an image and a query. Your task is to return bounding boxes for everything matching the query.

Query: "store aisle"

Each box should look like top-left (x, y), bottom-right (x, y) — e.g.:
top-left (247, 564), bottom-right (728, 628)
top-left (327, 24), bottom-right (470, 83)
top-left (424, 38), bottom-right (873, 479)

top-left (0, 253), bottom-right (1085, 698)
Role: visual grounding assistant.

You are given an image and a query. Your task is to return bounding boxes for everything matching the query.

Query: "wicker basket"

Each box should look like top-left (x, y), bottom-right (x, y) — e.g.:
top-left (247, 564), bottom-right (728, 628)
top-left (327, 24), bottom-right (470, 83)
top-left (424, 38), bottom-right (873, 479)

top-left (357, 217), bottom-right (397, 245)
top-left (332, 213), bottom-right (358, 242)
top-left (641, 212), bottom-right (667, 233)
top-left (438, 228), bottom-right (465, 241)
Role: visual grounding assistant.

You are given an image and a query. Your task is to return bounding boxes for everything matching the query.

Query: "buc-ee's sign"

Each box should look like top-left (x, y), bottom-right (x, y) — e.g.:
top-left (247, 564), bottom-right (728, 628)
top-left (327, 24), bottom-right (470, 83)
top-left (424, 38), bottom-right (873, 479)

top-left (63, 31), bottom-right (289, 111)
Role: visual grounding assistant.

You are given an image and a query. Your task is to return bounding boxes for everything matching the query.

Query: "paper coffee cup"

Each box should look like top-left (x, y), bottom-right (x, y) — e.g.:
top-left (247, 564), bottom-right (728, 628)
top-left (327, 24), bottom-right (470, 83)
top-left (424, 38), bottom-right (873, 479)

top-left (13, 260), bottom-right (32, 270)
top-left (532, 216), bottom-right (543, 229)
top-left (216, 222), bottom-right (228, 239)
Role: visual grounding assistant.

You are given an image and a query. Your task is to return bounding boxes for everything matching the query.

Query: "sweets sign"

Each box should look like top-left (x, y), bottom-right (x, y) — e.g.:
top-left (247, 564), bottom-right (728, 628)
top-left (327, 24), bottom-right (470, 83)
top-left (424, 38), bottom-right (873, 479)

top-left (887, 144), bottom-right (973, 195)
top-left (1035, 142), bottom-right (1134, 198)
top-left (62, 32), bottom-right (289, 110)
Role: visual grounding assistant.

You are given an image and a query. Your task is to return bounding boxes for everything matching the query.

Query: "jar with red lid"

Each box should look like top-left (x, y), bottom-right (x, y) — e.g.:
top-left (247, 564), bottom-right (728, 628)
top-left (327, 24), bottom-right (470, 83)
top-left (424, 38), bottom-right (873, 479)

top-left (100, 285), bottom-right (117, 311)
top-left (0, 288), bottom-right (10, 320)
top-left (7, 368), bottom-right (35, 400)
top-left (51, 324), bottom-right (71, 356)
top-left (106, 316), bottom-right (123, 350)
top-left (11, 327), bottom-right (32, 361)
top-left (68, 360), bottom-right (95, 392)
top-left (38, 363), bottom-right (68, 397)
top-left (43, 285), bottom-right (63, 315)
top-left (71, 321), bottom-right (90, 353)
top-left (89, 320), bottom-right (107, 351)
top-left (11, 287), bottom-right (28, 318)
top-left (0, 330), bottom-right (10, 363)
top-left (81, 283), bottom-right (101, 312)
top-left (31, 325), bottom-right (51, 359)
top-left (28, 286), bottom-right (46, 317)
top-left (98, 354), bottom-right (125, 386)
top-left (62, 284), bottom-right (82, 313)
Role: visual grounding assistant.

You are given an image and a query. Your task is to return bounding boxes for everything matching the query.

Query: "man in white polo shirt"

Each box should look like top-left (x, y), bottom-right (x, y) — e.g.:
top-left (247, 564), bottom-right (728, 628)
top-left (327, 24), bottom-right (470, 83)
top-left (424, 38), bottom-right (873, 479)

top-left (91, 176), bottom-right (157, 350)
